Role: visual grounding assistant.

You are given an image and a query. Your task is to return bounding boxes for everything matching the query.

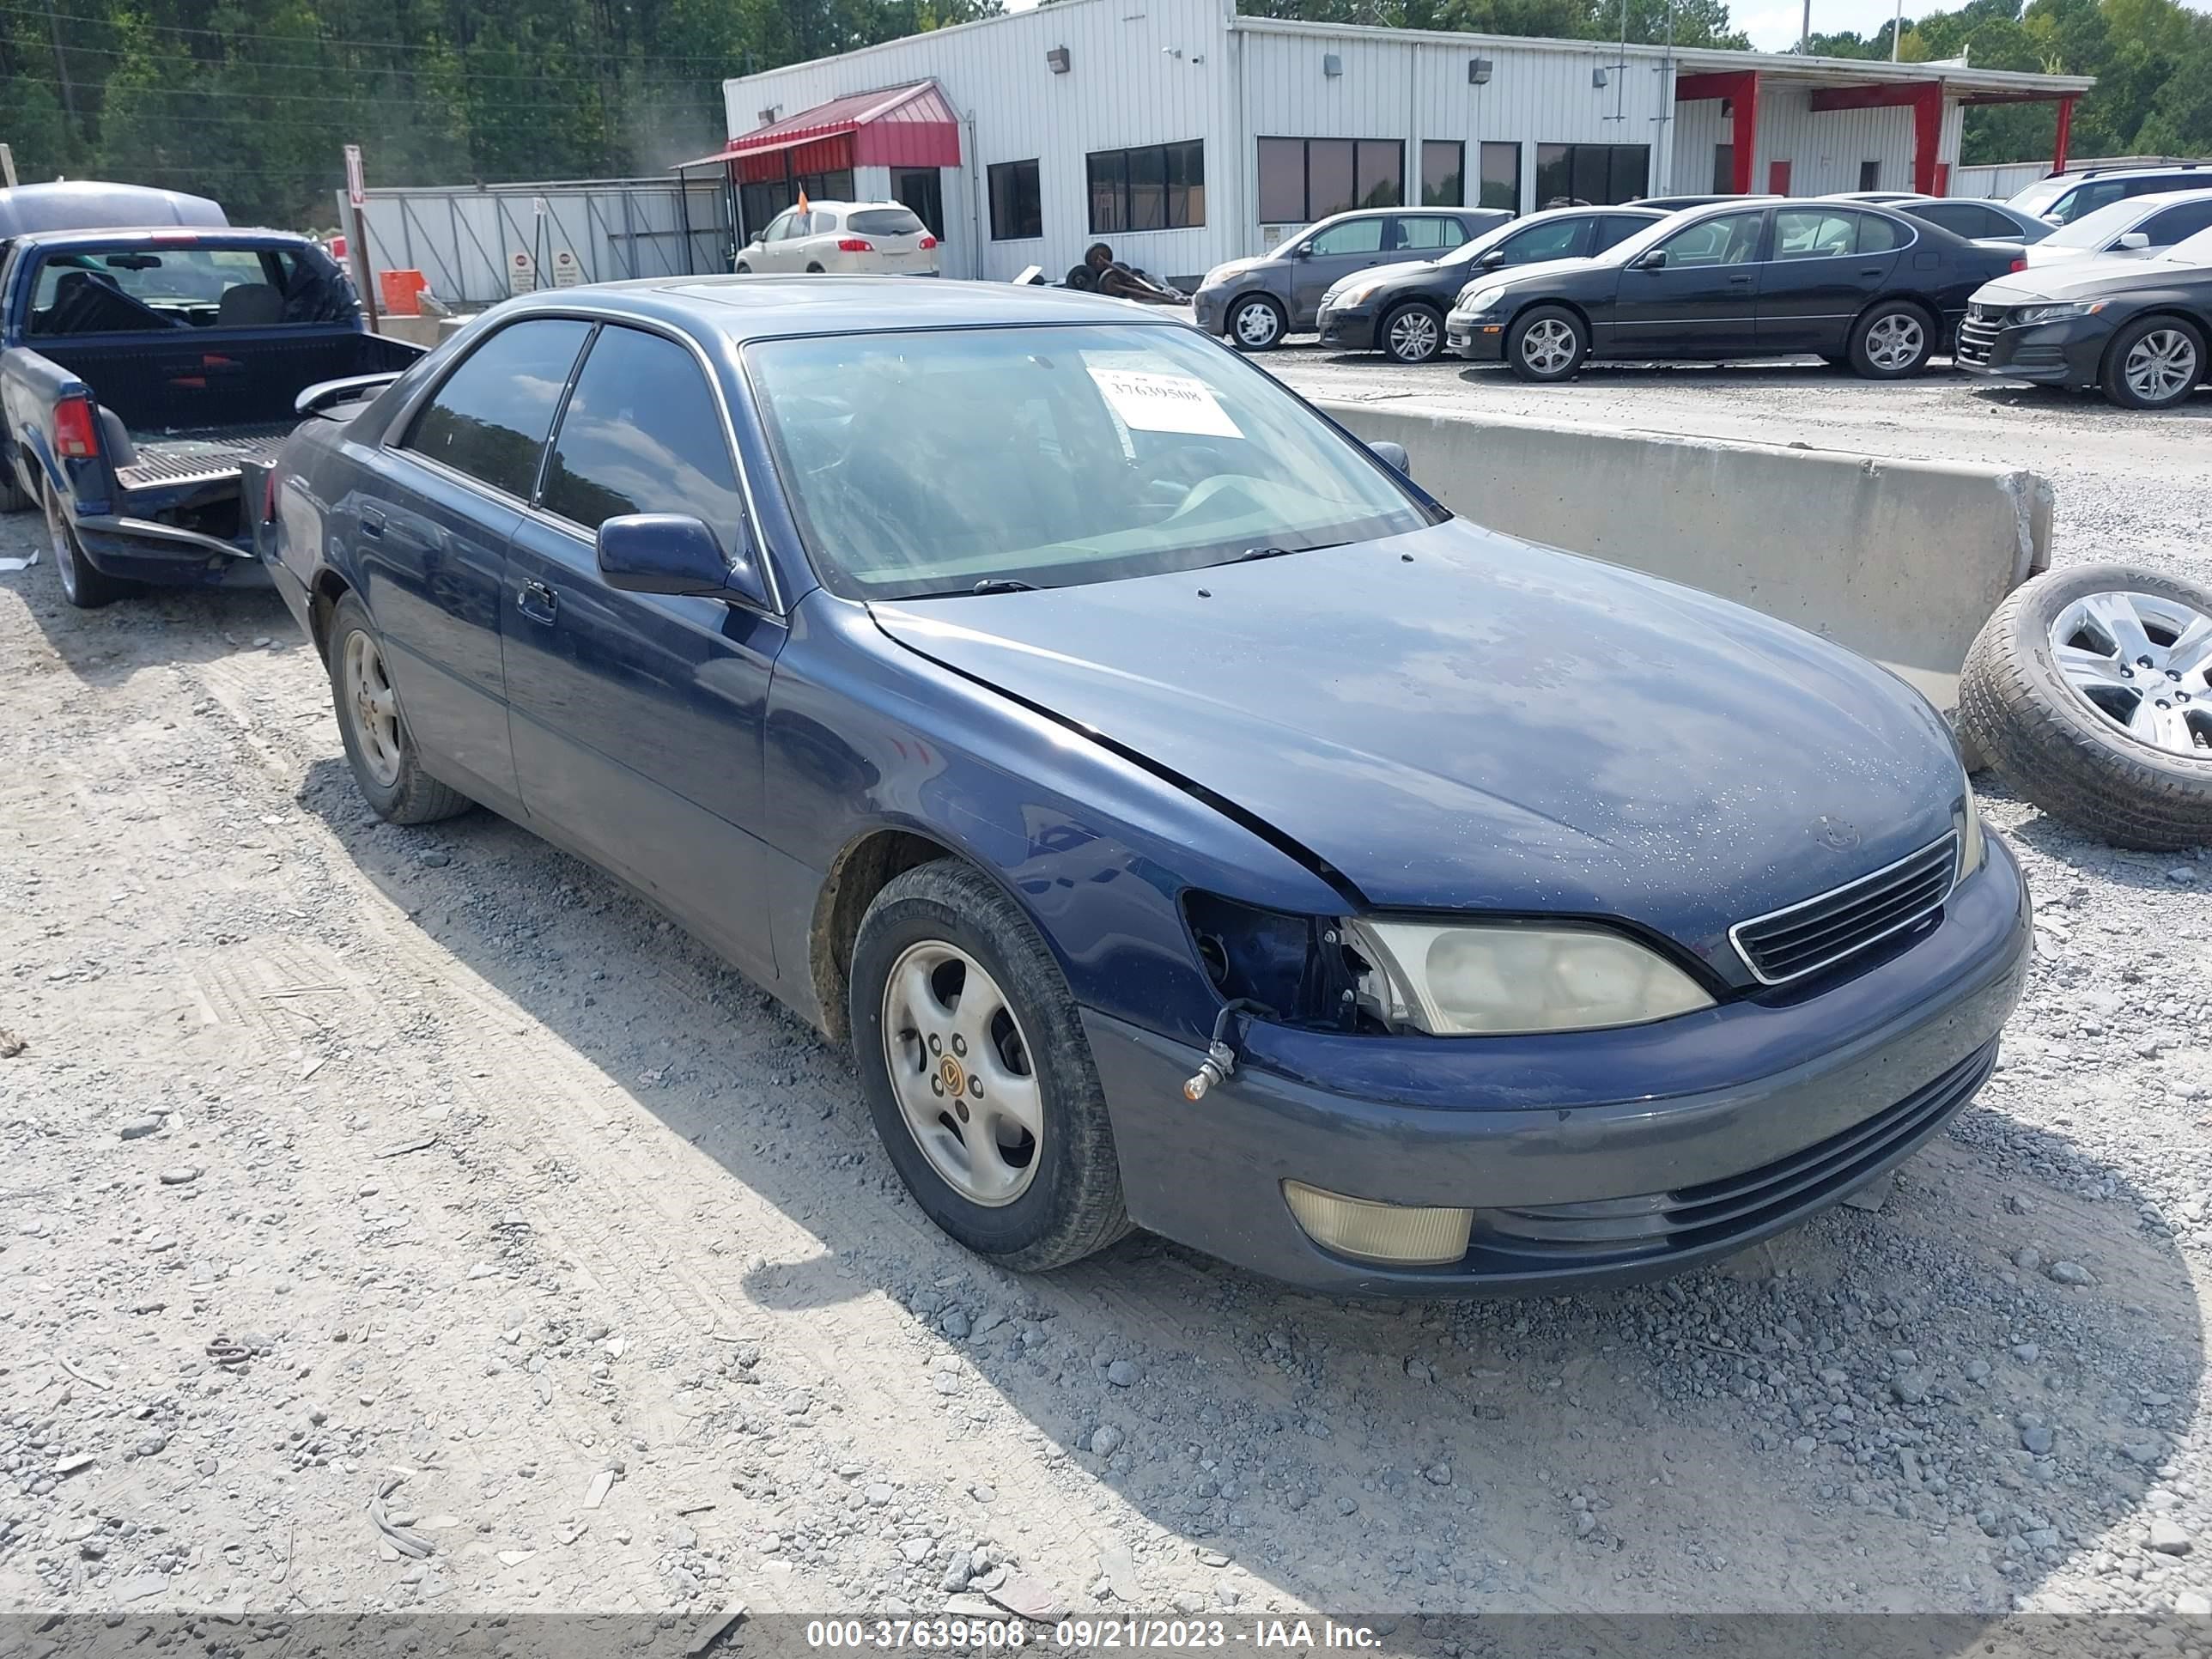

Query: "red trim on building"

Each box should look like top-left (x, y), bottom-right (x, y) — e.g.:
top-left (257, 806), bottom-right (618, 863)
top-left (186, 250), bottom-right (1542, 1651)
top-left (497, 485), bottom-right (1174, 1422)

top-left (691, 81), bottom-right (963, 185)
top-left (2053, 94), bottom-right (2075, 173)
top-left (1675, 69), bottom-right (1759, 196)
top-left (1808, 81), bottom-right (1945, 196)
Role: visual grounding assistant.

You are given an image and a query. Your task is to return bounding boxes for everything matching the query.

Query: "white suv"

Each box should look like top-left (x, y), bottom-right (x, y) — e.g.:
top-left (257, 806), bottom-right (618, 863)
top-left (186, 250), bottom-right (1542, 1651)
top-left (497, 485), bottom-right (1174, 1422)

top-left (736, 201), bottom-right (939, 276)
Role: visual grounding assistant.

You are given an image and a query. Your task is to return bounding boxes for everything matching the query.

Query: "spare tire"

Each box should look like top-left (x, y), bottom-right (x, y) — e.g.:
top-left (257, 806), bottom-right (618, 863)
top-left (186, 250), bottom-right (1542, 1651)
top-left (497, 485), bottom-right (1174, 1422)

top-left (1958, 562), bottom-right (2212, 849)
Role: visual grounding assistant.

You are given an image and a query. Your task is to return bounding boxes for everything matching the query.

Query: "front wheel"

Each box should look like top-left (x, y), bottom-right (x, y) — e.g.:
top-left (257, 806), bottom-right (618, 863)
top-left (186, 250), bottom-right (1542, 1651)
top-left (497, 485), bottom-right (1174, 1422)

top-left (849, 859), bottom-right (1130, 1271)
top-left (1506, 306), bottom-right (1586, 383)
top-left (1226, 295), bottom-right (1285, 352)
top-left (734, 261), bottom-right (751, 275)
top-left (2100, 316), bottom-right (2204, 410)
top-left (1381, 302), bottom-right (1444, 365)
top-left (1848, 301), bottom-right (1935, 379)
top-left (47, 487), bottom-right (131, 609)
top-left (327, 590), bottom-right (473, 824)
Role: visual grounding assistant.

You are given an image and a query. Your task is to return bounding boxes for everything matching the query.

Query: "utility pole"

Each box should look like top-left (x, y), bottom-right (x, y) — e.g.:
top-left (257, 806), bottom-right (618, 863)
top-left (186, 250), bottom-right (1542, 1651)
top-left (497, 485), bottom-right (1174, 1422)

top-left (1892, 0), bottom-right (1905, 60)
top-left (1800, 0), bottom-right (1812, 52)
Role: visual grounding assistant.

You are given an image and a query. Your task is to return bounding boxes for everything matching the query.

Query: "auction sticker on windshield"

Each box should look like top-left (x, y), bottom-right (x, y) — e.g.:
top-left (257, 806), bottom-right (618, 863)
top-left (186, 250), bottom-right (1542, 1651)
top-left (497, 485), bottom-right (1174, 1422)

top-left (1085, 365), bottom-right (1243, 438)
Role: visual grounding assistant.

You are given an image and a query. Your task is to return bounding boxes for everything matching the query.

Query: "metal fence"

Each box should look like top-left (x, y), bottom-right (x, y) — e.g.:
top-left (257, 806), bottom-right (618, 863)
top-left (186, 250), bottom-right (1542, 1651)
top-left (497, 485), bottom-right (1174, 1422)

top-left (343, 177), bottom-right (733, 307)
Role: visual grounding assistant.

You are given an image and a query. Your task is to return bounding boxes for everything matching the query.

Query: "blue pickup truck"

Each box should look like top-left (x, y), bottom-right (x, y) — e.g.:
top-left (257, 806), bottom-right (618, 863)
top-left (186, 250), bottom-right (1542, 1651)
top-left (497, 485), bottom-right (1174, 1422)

top-left (0, 226), bottom-right (421, 607)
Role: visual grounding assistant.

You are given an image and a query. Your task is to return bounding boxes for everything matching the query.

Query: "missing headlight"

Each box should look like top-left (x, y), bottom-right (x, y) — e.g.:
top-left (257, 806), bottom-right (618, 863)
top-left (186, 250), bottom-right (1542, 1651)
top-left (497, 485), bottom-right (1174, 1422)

top-left (1181, 892), bottom-right (1366, 1029)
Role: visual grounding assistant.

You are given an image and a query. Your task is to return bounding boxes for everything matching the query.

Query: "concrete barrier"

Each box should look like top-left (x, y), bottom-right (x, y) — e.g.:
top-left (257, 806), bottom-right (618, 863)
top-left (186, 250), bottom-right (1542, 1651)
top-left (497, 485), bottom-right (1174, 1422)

top-left (1318, 398), bottom-right (2053, 708)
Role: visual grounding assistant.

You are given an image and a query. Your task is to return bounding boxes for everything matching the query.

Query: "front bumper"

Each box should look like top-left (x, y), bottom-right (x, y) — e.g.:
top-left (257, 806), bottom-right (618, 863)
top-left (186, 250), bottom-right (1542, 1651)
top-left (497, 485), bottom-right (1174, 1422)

top-left (1446, 313), bottom-right (1509, 362)
top-left (1954, 309), bottom-right (2111, 387)
top-left (1316, 306), bottom-right (1378, 350)
top-left (1088, 834), bottom-right (2030, 1294)
top-left (1191, 286), bottom-right (1227, 335)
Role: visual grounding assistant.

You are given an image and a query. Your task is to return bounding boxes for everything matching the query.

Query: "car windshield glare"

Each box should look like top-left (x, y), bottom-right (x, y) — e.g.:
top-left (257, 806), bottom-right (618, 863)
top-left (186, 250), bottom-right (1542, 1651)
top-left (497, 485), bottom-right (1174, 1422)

top-left (745, 324), bottom-right (1438, 600)
top-left (2041, 198), bottom-right (2157, 248)
top-left (2159, 225), bottom-right (2212, 264)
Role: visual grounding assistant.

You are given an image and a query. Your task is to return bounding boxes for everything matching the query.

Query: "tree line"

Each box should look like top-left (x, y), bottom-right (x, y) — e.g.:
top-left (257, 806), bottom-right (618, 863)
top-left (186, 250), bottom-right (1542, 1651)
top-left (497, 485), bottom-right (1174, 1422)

top-left (2, 0), bottom-right (2206, 230)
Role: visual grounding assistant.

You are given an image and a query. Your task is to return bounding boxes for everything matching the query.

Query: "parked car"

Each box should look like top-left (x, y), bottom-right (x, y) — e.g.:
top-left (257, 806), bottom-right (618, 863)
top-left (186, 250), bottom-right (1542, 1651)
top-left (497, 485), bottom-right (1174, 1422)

top-left (1444, 199), bottom-right (2024, 381)
top-left (1192, 206), bottom-right (1510, 350)
top-left (1317, 206), bottom-right (1665, 364)
top-left (735, 201), bottom-right (939, 276)
top-left (0, 226), bottom-right (422, 606)
top-left (1817, 191), bottom-right (2056, 245)
top-left (1956, 224), bottom-right (2212, 409)
top-left (2008, 188), bottom-right (2212, 268)
top-left (2008, 162), bottom-right (2212, 226)
top-left (254, 276), bottom-right (2026, 1292)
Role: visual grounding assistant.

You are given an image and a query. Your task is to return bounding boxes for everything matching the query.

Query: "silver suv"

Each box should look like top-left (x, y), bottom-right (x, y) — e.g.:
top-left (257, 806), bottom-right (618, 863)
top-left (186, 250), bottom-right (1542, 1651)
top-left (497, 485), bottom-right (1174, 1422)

top-left (1192, 206), bottom-right (1508, 349)
top-left (2009, 163), bottom-right (2212, 227)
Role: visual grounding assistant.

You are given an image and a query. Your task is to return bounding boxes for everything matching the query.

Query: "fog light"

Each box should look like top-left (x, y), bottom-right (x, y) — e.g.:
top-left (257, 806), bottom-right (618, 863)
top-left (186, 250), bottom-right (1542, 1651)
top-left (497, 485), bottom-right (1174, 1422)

top-left (1283, 1182), bottom-right (1473, 1267)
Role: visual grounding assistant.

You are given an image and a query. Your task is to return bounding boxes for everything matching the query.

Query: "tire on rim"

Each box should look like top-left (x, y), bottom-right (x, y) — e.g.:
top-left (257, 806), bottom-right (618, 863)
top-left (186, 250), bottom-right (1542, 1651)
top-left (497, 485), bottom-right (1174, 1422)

top-left (1505, 305), bottom-right (1586, 383)
top-left (849, 858), bottom-right (1131, 1270)
top-left (1225, 294), bottom-right (1286, 352)
top-left (1958, 562), bottom-right (2212, 849)
top-left (1, 463), bottom-right (31, 514)
top-left (1847, 300), bottom-right (1936, 379)
top-left (1380, 301), bottom-right (1444, 365)
top-left (46, 484), bottom-right (131, 609)
top-left (2100, 315), bottom-right (2203, 410)
top-left (327, 589), bottom-right (473, 824)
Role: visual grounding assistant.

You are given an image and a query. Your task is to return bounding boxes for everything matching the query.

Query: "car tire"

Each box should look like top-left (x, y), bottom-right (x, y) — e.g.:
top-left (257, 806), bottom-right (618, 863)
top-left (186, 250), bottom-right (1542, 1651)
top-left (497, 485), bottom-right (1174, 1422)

top-left (849, 858), bottom-right (1132, 1272)
top-left (805, 262), bottom-right (826, 274)
top-left (46, 485), bottom-right (131, 609)
top-left (2099, 315), bottom-right (2204, 410)
top-left (326, 590), bottom-right (474, 825)
top-left (734, 261), bottom-right (750, 275)
top-left (1225, 295), bottom-right (1286, 352)
top-left (0, 465), bottom-right (31, 514)
top-left (1380, 301), bottom-right (1445, 365)
top-left (1505, 306), bottom-right (1586, 383)
top-left (1847, 301), bottom-right (1936, 379)
top-left (1958, 562), bottom-right (2212, 849)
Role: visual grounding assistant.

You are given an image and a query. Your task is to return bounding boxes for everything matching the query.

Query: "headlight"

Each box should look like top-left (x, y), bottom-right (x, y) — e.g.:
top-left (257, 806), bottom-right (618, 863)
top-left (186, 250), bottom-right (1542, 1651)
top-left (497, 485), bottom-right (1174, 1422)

top-left (1334, 281), bottom-right (1382, 308)
top-left (1344, 919), bottom-right (1712, 1036)
top-left (2014, 300), bottom-right (2105, 325)
top-left (1957, 776), bottom-right (1987, 881)
top-left (1455, 286), bottom-right (1502, 314)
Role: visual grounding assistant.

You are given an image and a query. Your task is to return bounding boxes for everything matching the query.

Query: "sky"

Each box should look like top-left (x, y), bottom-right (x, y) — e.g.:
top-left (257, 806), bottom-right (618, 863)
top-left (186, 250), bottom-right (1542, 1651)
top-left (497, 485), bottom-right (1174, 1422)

top-left (1738, 0), bottom-right (1912, 50)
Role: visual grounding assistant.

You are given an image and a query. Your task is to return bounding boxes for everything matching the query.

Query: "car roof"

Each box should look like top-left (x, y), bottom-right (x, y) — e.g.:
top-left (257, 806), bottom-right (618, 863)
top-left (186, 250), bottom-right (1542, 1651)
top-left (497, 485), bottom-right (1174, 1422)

top-left (2057, 163), bottom-right (2209, 179)
top-left (490, 274), bottom-right (1190, 341)
top-left (781, 200), bottom-right (908, 214)
top-left (9, 224), bottom-right (312, 253)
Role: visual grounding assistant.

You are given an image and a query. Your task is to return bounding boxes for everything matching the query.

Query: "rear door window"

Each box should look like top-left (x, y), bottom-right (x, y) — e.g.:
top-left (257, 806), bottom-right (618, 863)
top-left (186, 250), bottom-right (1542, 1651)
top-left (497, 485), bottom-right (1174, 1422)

top-left (1390, 215), bottom-right (1462, 252)
top-left (1773, 210), bottom-right (1856, 260)
top-left (1594, 214), bottom-right (1656, 252)
top-left (1852, 211), bottom-right (1908, 252)
top-left (539, 324), bottom-right (746, 545)
top-left (400, 318), bottom-right (592, 499)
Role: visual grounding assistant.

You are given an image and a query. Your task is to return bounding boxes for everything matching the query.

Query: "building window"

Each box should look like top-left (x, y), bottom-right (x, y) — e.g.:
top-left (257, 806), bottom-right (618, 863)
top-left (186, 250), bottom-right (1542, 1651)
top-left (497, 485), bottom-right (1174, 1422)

top-left (1256, 137), bottom-right (1403, 222)
top-left (1085, 142), bottom-right (1204, 234)
top-left (1859, 160), bottom-right (1881, 191)
top-left (1420, 141), bottom-right (1463, 207)
top-left (1479, 142), bottom-right (1520, 212)
top-left (989, 160), bottom-right (1042, 240)
top-left (1534, 143), bottom-right (1650, 207)
top-left (1712, 143), bottom-right (1735, 194)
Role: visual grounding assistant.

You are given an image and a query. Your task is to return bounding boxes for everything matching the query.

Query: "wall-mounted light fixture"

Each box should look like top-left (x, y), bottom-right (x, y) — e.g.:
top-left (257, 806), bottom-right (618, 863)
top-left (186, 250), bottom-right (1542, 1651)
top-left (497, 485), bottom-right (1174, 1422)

top-left (1467, 57), bottom-right (1493, 84)
top-left (1592, 65), bottom-right (1609, 88)
top-left (1322, 53), bottom-right (1342, 77)
top-left (1046, 46), bottom-right (1071, 73)
top-left (757, 106), bottom-right (780, 124)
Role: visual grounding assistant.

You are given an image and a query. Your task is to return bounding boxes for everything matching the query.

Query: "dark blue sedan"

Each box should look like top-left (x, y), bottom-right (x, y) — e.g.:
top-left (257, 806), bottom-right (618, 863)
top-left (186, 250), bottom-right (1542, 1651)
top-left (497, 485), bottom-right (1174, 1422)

top-left (258, 276), bottom-right (2030, 1293)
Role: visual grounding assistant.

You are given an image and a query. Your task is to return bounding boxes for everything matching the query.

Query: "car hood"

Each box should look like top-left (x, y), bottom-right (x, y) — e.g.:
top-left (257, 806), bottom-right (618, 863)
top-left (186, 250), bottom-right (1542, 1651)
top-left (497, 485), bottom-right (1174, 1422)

top-left (1328, 259), bottom-right (1436, 298)
top-left (1452, 256), bottom-right (1604, 307)
top-left (1975, 256), bottom-right (2204, 305)
top-left (2016, 241), bottom-right (2097, 268)
top-left (1200, 258), bottom-right (1271, 289)
top-left (869, 520), bottom-right (1963, 979)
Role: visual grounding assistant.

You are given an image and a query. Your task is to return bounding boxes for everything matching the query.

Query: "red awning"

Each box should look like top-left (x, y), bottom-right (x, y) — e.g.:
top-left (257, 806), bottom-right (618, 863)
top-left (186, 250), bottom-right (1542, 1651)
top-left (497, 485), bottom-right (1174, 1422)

top-left (675, 82), bottom-right (963, 180)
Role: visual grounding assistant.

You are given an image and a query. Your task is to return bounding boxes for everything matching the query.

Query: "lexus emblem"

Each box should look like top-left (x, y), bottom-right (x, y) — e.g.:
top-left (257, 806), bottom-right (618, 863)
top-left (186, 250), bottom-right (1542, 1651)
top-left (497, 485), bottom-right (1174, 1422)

top-left (1813, 816), bottom-right (1862, 853)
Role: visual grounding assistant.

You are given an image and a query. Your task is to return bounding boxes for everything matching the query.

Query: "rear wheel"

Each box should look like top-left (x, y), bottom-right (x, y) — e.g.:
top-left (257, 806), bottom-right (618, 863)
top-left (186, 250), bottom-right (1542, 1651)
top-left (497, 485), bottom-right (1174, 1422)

top-left (1381, 302), bottom-right (1444, 365)
top-left (0, 464), bottom-right (31, 514)
top-left (46, 487), bottom-right (130, 609)
top-left (1226, 294), bottom-right (1286, 352)
top-left (1506, 306), bottom-right (1586, 383)
top-left (1848, 301), bottom-right (1935, 379)
top-left (2100, 316), bottom-right (2203, 410)
top-left (327, 590), bottom-right (473, 824)
top-left (805, 262), bottom-right (826, 274)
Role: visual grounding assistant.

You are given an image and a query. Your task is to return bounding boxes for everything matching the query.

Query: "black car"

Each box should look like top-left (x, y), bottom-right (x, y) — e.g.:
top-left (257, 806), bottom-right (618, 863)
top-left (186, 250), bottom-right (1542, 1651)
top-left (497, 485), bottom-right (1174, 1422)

top-left (1956, 231), bottom-right (2212, 408)
top-left (1445, 199), bottom-right (2026, 382)
top-left (1316, 206), bottom-right (1665, 364)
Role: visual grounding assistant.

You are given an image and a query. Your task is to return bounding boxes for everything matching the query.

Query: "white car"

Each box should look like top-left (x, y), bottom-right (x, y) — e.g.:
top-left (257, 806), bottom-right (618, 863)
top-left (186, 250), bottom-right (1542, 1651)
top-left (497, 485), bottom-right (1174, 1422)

top-left (2008, 188), bottom-right (2212, 267)
top-left (735, 200), bottom-right (939, 276)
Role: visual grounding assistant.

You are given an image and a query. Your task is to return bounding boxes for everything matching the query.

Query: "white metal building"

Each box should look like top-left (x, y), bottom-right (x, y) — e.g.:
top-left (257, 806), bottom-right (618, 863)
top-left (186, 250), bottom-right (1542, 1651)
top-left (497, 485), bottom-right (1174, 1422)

top-left (696, 0), bottom-right (2090, 285)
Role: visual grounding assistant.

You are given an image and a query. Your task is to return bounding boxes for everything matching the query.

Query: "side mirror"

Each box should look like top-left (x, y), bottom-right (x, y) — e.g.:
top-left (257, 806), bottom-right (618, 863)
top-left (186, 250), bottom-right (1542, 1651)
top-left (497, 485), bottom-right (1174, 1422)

top-left (1480, 248), bottom-right (1508, 268)
top-left (1633, 247), bottom-right (1668, 270)
top-left (1291, 243), bottom-right (1313, 259)
top-left (2117, 230), bottom-right (2151, 250)
top-left (596, 514), bottom-right (769, 609)
top-left (1369, 440), bottom-right (1412, 477)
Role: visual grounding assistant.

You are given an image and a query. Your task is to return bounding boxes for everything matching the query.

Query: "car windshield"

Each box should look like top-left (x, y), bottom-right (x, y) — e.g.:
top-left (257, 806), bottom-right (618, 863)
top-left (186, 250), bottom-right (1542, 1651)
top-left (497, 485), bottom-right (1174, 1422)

top-left (1437, 220), bottom-right (1528, 266)
top-left (745, 323), bottom-right (1440, 600)
top-left (2008, 177), bottom-right (2071, 216)
top-left (2041, 198), bottom-right (2163, 249)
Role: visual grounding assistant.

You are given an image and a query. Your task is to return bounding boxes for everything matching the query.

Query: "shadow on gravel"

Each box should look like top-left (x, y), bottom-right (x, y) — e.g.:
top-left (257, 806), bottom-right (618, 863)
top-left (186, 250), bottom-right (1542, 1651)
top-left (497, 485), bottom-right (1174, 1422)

top-left (0, 542), bottom-right (294, 689)
top-left (1993, 803), bottom-right (2203, 895)
top-left (292, 750), bottom-right (2204, 1619)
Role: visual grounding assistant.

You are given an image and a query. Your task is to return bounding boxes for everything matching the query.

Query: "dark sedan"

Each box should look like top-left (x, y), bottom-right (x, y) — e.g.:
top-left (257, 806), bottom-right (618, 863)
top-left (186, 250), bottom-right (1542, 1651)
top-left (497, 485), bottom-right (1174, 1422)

top-left (1446, 199), bottom-right (2027, 381)
top-left (258, 277), bottom-right (2027, 1294)
top-left (1316, 207), bottom-right (1665, 364)
top-left (1957, 228), bottom-right (2212, 408)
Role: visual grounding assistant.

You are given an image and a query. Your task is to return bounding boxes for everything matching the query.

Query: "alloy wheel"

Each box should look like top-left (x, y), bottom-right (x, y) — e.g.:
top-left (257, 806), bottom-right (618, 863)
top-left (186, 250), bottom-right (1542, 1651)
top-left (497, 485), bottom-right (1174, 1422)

top-left (880, 940), bottom-right (1042, 1207)
top-left (343, 629), bottom-right (406, 787)
top-left (1521, 319), bottom-right (1577, 376)
top-left (1863, 313), bottom-right (1925, 372)
top-left (46, 495), bottom-right (76, 602)
top-left (2123, 328), bottom-right (2199, 405)
top-left (1388, 309), bottom-right (1440, 363)
top-left (1232, 301), bottom-right (1282, 349)
top-left (2049, 589), bottom-right (2212, 755)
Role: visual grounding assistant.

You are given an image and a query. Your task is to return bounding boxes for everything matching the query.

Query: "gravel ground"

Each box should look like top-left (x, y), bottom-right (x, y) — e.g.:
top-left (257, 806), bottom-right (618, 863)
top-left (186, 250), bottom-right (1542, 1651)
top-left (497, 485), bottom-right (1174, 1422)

top-left (3, 370), bottom-right (2211, 1631)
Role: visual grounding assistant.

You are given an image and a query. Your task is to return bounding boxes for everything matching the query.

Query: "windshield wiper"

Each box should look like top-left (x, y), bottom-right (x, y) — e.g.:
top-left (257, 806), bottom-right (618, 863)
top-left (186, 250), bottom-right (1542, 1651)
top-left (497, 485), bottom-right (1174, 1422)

top-left (971, 578), bottom-right (1036, 594)
top-left (1229, 545), bottom-right (1298, 564)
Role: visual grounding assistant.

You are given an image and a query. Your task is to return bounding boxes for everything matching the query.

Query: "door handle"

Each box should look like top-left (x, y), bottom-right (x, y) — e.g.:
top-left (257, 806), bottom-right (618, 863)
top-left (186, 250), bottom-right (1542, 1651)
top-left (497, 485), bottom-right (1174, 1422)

top-left (1726, 274), bottom-right (1755, 286)
top-left (516, 579), bottom-right (558, 623)
top-left (359, 510), bottom-right (385, 539)
top-left (1858, 267), bottom-right (1885, 276)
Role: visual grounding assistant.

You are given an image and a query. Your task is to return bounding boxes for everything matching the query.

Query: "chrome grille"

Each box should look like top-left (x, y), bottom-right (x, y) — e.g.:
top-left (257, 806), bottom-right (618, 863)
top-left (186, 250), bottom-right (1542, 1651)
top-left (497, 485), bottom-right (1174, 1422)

top-left (1955, 308), bottom-right (2003, 368)
top-left (1730, 833), bottom-right (1958, 986)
